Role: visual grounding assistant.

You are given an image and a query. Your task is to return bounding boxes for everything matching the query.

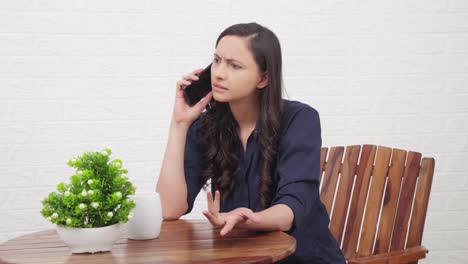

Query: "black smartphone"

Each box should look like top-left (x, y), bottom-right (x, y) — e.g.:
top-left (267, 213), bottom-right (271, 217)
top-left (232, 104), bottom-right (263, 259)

top-left (183, 63), bottom-right (212, 107)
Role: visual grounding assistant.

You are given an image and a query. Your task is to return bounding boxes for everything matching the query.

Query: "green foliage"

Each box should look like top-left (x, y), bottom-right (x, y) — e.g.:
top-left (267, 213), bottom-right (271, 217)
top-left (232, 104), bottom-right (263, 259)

top-left (41, 148), bottom-right (136, 228)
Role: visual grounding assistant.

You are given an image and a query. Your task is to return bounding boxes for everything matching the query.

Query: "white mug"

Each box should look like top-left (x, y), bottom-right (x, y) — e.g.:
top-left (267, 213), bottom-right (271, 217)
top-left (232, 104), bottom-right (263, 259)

top-left (126, 192), bottom-right (162, 240)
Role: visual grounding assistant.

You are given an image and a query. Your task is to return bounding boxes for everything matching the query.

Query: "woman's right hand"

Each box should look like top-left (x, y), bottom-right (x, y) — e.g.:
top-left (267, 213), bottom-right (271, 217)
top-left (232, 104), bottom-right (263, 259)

top-left (172, 68), bottom-right (213, 125)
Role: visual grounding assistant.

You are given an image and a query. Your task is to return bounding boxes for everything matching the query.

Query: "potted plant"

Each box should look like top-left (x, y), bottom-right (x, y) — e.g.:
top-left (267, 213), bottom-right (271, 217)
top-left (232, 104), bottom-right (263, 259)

top-left (40, 148), bottom-right (136, 253)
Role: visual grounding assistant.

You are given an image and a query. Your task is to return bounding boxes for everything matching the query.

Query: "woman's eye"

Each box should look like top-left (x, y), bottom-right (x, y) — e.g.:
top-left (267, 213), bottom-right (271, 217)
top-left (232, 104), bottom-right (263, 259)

top-left (213, 57), bottom-right (220, 63)
top-left (231, 63), bottom-right (241, 69)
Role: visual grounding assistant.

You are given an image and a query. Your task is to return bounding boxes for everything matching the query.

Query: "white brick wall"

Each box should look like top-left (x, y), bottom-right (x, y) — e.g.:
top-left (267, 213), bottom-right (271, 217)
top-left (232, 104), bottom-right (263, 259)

top-left (1, 0), bottom-right (467, 262)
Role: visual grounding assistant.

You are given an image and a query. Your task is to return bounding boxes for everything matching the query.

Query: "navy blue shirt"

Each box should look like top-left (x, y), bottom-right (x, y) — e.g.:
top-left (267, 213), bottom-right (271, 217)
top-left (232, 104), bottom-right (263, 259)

top-left (183, 99), bottom-right (346, 263)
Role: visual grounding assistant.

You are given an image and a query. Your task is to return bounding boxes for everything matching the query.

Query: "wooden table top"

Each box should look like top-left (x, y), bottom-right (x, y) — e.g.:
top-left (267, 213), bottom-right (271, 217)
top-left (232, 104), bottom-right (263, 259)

top-left (0, 220), bottom-right (296, 264)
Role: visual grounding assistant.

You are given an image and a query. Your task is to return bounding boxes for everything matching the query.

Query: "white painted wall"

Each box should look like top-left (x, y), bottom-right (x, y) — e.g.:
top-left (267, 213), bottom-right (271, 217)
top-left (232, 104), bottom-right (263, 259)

top-left (1, 0), bottom-right (468, 263)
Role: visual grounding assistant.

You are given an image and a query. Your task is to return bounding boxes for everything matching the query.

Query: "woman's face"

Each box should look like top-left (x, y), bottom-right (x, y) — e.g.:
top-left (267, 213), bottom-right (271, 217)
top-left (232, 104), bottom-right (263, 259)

top-left (211, 35), bottom-right (267, 104)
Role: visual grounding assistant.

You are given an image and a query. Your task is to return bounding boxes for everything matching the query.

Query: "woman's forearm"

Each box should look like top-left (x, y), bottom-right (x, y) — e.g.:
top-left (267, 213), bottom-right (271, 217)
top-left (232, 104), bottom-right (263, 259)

top-left (238, 204), bottom-right (294, 232)
top-left (156, 119), bottom-right (191, 220)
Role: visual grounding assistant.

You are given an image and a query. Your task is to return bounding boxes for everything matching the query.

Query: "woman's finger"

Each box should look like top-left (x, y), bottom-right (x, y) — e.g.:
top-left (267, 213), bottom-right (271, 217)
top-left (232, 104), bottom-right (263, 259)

top-left (181, 74), bottom-right (192, 81)
top-left (187, 74), bottom-right (200, 81)
top-left (220, 217), bottom-right (239, 236)
top-left (192, 68), bottom-right (204, 75)
top-left (214, 190), bottom-right (220, 212)
top-left (193, 92), bottom-right (213, 112)
top-left (238, 209), bottom-right (261, 223)
top-left (183, 69), bottom-right (203, 80)
top-left (206, 191), bottom-right (213, 212)
top-left (176, 68), bottom-right (203, 90)
top-left (175, 80), bottom-right (191, 90)
top-left (206, 191), bottom-right (217, 215)
top-left (203, 210), bottom-right (224, 226)
top-left (202, 210), bottom-right (218, 226)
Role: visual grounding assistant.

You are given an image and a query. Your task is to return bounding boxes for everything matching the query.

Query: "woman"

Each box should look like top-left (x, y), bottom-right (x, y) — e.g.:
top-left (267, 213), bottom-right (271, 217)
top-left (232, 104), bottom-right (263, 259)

top-left (156, 22), bottom-right (345, 263)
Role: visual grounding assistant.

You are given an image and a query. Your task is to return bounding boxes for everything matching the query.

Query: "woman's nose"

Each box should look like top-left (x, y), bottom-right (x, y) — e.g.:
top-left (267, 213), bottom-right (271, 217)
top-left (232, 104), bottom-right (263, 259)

top-left (212, 63), bottom-right (226, 80)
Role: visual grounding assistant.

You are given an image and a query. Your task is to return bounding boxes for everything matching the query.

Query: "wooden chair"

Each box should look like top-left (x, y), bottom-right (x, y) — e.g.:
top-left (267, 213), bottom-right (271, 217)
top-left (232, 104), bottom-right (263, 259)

top-left (319, 145), bottom-right (435, 264)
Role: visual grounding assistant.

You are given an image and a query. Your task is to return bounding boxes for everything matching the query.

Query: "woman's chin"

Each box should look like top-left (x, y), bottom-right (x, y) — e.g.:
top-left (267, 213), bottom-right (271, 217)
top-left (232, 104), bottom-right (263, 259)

top-left (212, 94), bottom-right (230, 103)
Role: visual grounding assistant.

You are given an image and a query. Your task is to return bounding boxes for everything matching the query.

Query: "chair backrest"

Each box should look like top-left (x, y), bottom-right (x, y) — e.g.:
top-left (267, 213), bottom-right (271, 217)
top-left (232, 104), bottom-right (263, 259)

top-left (319, 145), bottom-right (435, 261)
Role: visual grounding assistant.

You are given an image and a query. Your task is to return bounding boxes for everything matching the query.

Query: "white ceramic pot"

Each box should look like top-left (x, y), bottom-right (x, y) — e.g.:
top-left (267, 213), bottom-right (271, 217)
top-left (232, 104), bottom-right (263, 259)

top-left (56, 224), bottom-right (121, 253)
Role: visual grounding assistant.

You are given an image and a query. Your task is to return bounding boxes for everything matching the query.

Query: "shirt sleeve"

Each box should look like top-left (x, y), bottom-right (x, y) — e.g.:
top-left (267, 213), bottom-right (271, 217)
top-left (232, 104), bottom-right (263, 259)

top-left (271, 105), bottom-right (322, 230)
top-left (183, 118), bottom-right (204, 215)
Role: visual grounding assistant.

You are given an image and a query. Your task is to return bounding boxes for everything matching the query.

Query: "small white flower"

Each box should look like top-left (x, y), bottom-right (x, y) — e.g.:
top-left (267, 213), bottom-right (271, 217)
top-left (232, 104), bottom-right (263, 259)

top-left (87, 190), bottom-right (94, 195)
top-left (116, 204), bottom-right (121, 210)
top-left (47, 217), bottom-right (52, 221)
top-left (77, 170), bottom-right (83, 175)
top-left (113, 161), bottom-right (122, 168)
top-left (66, 218), bottom-right (72, 225)
top-left (69, 158), bottom-right (76, 164)
top-left (101, 150), bottom-right (109, 156)
top-left (91, 202), bottom-right (99, 209)
top-left (81, 190), bottom-right (87, 196)
top-left (52, 213), bottom-right (58, 218)
top-left (128, 212), bottom-right (133, 219)
top-left (64, 191), bottom-right (70, 196)
top-left (87, 179), bottom-right (93, 185)
top-left (116, 192), bottom-right (122, 198)
top-left (107, 212), bottom-right (114, 218)
top-left (79, 203), bottom-right (86, 210)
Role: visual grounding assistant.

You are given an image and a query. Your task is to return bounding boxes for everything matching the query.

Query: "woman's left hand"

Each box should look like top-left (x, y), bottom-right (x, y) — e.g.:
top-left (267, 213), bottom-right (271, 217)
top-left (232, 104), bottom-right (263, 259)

top-left (202, 190), bottom-right (261, 236)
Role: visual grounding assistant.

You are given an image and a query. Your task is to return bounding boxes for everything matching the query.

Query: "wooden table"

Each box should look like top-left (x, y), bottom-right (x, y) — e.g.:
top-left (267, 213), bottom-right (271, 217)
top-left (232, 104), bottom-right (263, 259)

top-left (0, 220), bottom-right (296, 263)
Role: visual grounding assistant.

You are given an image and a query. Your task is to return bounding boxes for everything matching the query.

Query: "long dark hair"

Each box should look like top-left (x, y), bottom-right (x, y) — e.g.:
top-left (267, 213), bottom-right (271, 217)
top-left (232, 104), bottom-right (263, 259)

top-left (198, 22), bottom-right (284, 211)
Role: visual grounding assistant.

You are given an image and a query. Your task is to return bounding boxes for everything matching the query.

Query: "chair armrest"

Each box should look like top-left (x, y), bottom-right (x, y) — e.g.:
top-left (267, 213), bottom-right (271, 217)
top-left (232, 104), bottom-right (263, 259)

top-left (348, 246), bottom-right (428, 264)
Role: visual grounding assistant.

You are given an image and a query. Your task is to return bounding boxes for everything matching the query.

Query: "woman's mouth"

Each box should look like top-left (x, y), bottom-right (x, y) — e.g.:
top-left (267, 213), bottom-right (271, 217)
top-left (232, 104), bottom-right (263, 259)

top-left (212, 83), bottom-right (228, 91)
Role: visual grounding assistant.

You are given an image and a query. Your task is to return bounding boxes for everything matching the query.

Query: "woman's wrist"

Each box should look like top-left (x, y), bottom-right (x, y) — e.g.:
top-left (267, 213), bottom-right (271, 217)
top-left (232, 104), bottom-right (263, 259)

top-left (170, 118), bottom-right (192, 130)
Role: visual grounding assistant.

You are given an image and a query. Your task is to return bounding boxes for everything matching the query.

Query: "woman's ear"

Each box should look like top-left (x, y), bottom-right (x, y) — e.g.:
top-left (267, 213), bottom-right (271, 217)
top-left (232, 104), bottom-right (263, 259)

top-left (256, 71), bottom-right (268, 89)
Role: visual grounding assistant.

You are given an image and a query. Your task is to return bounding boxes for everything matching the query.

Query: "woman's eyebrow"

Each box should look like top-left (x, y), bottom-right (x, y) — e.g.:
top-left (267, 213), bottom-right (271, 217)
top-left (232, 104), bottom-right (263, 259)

top-left (213, 53), bottom-right (243, 64)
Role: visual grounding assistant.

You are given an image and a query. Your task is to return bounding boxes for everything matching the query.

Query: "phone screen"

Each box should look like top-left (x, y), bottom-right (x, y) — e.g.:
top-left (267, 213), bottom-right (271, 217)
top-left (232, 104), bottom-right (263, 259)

top-left (183, 64), bottom-right (212, 107)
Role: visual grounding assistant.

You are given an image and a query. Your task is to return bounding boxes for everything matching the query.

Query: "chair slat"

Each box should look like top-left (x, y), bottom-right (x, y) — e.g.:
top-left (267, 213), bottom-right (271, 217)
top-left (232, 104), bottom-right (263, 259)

top-left (320, 147), bottom-right (345, 215)
top-left (407, 158), bottom-right (435, 248)
top-left (330, 145), bottom-right (361, 244)
top-left (390, 151), bottom-right (422, 251)
top-left (320, 148), bottom-right (329, 184)
top-left (341, 145), bottom-right (377, 259)
top-left (373, 149), bottom-right (408, 254)
top-left (358, 146), bottom-right (392, 257)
